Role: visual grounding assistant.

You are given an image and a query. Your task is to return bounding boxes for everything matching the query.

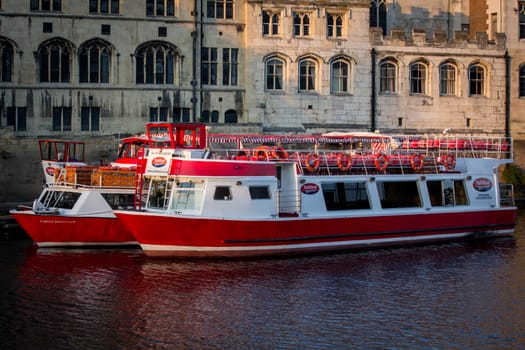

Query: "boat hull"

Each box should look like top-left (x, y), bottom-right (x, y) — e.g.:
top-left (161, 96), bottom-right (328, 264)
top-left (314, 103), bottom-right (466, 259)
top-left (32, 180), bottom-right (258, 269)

top-left (115, 208), bottom-right (516, 258)
top-left (11, 211), bottom-right (137, 247)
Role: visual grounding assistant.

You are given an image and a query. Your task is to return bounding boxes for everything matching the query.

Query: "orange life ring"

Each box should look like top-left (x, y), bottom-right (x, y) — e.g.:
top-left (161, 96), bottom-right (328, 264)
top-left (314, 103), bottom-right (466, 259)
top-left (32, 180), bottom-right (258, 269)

top-left (443, 153), bottom-right (456, 170)
top-left (337, 153), bottom-right (352, 171)
top-left (275, 147), bottom-right (289, 159)
top-left (374, 153), bottom-right (389, 171)
top-left (410, 154), bottom-right (424, 171)
top-left (305, 153), bottom-right (320, 172)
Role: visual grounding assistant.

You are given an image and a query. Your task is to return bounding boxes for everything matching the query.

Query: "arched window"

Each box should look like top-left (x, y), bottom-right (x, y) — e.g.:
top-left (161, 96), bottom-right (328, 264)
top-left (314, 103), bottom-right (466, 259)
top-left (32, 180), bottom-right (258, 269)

top-left (262, 10), bottom-right (280, 36)
top-left (79, 39), bottom-right (112, 83)
top-left (201, 110), bottom-right (210, 123)
top-left (440, 62), bottom-right (457, 96)
top-left (379, 59), bottom-right (397, 94)
top-left (519, 64), bottom-right (525, 97)
top-left (469, 64), bottom-right (485, 96)
top-left (293, 13), bottom-right (310, 37)
top-left (327, 13), bottom-right (343, 38)
top-left (409, 61), bottom-right (427, 95)
top-left (211, 110), bottom-right (219, 123)
top-left (331, 59), bottom-right (350, 93)
top-left (38, 38), bottom-right (71, 83)
top-left (224, 109), bottom-right (237, 123)
top-left (0, 39), bottom-right (13, 82)
top-left (299, 59), bottom-right (316, 92)
top-left (265, 57), bottom-right (284, 91)
top-left (136, 42), bottom-right (177, 84)
top-left (370, 0), bottom-right (387, 35)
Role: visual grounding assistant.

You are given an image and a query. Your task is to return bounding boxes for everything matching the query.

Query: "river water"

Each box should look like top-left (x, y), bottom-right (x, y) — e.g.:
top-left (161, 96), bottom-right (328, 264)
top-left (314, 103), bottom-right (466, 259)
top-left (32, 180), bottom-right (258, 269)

top-left (1, 212), bottom-right (525, 349)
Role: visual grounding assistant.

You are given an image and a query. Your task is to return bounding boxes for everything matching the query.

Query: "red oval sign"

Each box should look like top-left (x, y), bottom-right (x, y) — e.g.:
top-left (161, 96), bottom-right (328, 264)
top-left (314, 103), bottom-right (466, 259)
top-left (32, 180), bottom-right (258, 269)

top-left (473, 177), bottom-right (492, 192)
top-left (301, 183), bottom-right (320, 195)
top-left (151, 156), bottom-right (167, 168)
top-left (45, 166), bottom-right (55, 176)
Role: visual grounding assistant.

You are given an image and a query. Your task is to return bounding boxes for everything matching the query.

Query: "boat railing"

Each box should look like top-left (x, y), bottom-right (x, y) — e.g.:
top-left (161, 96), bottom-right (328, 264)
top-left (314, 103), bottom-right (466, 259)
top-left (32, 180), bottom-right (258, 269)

top-left (207, 135), bottom-right (512, 176)
top-left (499, 183), bottom-right (515, 207)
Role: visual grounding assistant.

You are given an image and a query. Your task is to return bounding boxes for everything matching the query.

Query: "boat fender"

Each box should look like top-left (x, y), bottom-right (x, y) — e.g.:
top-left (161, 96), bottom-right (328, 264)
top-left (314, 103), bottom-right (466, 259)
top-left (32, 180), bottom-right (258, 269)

top-left (305, 153), bottom-right (320, 172)
top-left (410, 154), bottom-right (424, 171)
top-left (374, 153), bottom-right (389, 171)
top-left (443, 154), bottom-right (456, 170)
top-left (337, 153), bottom-right (352, 171)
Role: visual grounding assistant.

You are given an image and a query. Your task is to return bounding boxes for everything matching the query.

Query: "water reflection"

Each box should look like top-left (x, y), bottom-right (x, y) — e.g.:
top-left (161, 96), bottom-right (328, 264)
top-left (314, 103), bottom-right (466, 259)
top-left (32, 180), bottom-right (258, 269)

top-left (0, 218), bottom-right (524, 349)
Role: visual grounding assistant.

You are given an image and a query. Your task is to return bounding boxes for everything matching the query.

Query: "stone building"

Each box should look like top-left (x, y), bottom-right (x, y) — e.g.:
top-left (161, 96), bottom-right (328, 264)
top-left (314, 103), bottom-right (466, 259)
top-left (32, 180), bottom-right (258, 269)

top-left (0, 0), bottom-right (517, 201)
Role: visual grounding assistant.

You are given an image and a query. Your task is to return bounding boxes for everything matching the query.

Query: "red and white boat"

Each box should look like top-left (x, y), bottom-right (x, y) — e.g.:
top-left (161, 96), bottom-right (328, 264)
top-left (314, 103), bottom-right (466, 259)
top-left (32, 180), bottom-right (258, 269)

top-left (115, 126), bottom-right (517, 258)
top-left (11, 123), bottom-right (207, 248)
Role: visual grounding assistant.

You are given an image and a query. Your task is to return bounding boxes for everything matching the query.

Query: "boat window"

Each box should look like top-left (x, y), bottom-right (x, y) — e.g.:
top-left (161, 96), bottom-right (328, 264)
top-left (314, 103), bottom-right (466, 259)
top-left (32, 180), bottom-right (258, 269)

top-left (377, 181), bottom-right (422, 208)
top-left (322, 182), bottom-right (370, 210)
top-left (40, 191), bottom-right (81, 209)
top-left (214, 186), bottom-right (232, 200)
top-left (427, 179), bottom-right (469, 207)
top-left (249, 186), bottom-right (271, 199)
top-left (101, 193), bottom-right (135, 209)
top-left (147, 179), bottom-right (173, 209)
top-left (172, 181), bottom-right (204, 211)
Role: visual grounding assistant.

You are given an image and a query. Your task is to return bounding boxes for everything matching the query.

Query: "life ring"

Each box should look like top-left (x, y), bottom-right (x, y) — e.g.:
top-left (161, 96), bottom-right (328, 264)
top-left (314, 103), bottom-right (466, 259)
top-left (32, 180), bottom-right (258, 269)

top-left (305, 153), bottom-right (320, 172)
top-left (275, 147), bottom-right (289, 159)
top-left (443, 153), bottom-right (456, 170)
top-left (374, 153), bottom-right (389, 171)
top-left (337, 153), bottom-right (352, 171)
top-left (410, 154), bottom-right (424, 171)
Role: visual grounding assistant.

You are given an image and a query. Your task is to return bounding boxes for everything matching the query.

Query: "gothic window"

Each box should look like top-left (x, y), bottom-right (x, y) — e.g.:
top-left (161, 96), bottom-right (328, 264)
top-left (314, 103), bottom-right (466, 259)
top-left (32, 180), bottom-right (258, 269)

top-left (79, 39), bottom-right (111, 83)
top-left (265, 57), bottom-right (284, 91)
top-left (331, 59), bottom-right (350, 93)
top-left (38, 39), bottom-right (71, 83)
top-left (206, 0), bottom-right (233, 19)
top-left (468, 64), bottom-right (485, 96)
top-left (439, 63), bottom-right (457, 96)
top-left (293, 12), bottom-right (310, 37)
top-left (224, 109), bottom-right (237, 123)
top-left (136, 42), bottom-right (176, 84)
top-left (518, 1), bottom-right (525, 39)
top-left (52, 107), bottom-right (72, 131)
top-left (7, 107), bottom-right (27, 131)
top-left (90, 0), bottom-right (119, 14)
top-left (262, 10), bottom-right (280, 36)
top-left (409, 62), bottom-right (427, 95)
top-left (201, 47), bottom-right (217, 85)
top-left (379, 59), bottom-right (397, 94)
top-left (31, 0), bottom-right (61, 11)
top-left (327, 13), bottom-right (343, 38)
top-left (146, 0), bottom-right (175, 17)
top-left (174, 107), bottom-right (190, 122)
top-left (519, 63), bottom-right (525, 97)
top-left (81, 106), bottom-right (100, 131)
top-left (222, 48), bottom-right (238, 86)
top-left (150, 107), bottom-right (168, 122)
top-left (0, 39), bottom-right (13, 82)
top-left (299, 59), bottom-right (316, 92)
top-left (370, 0), bottom-right (387, 35)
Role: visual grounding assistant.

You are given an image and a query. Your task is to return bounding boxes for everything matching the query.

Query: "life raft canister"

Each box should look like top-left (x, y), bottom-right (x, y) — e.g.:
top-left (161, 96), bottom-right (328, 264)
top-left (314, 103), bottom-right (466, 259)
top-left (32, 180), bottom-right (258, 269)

top-left (305, 153), bottom-right (320, 172)
top-left (443, 153), bottom-right (456, 170)
top-left (337, 153), bottom-right (352, 171)
top-left (374, 153), bottom-right (389, 171)
top-left (410, 154), bottom-right (424, 171)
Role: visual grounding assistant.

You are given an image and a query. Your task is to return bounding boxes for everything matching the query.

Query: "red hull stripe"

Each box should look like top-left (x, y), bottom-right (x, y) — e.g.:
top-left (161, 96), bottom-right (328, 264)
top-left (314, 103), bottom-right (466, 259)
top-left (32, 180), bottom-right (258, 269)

top-left (11, 212), bottom-right (137, 247)
top-left (115, 208), bottom-right (516, 257)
